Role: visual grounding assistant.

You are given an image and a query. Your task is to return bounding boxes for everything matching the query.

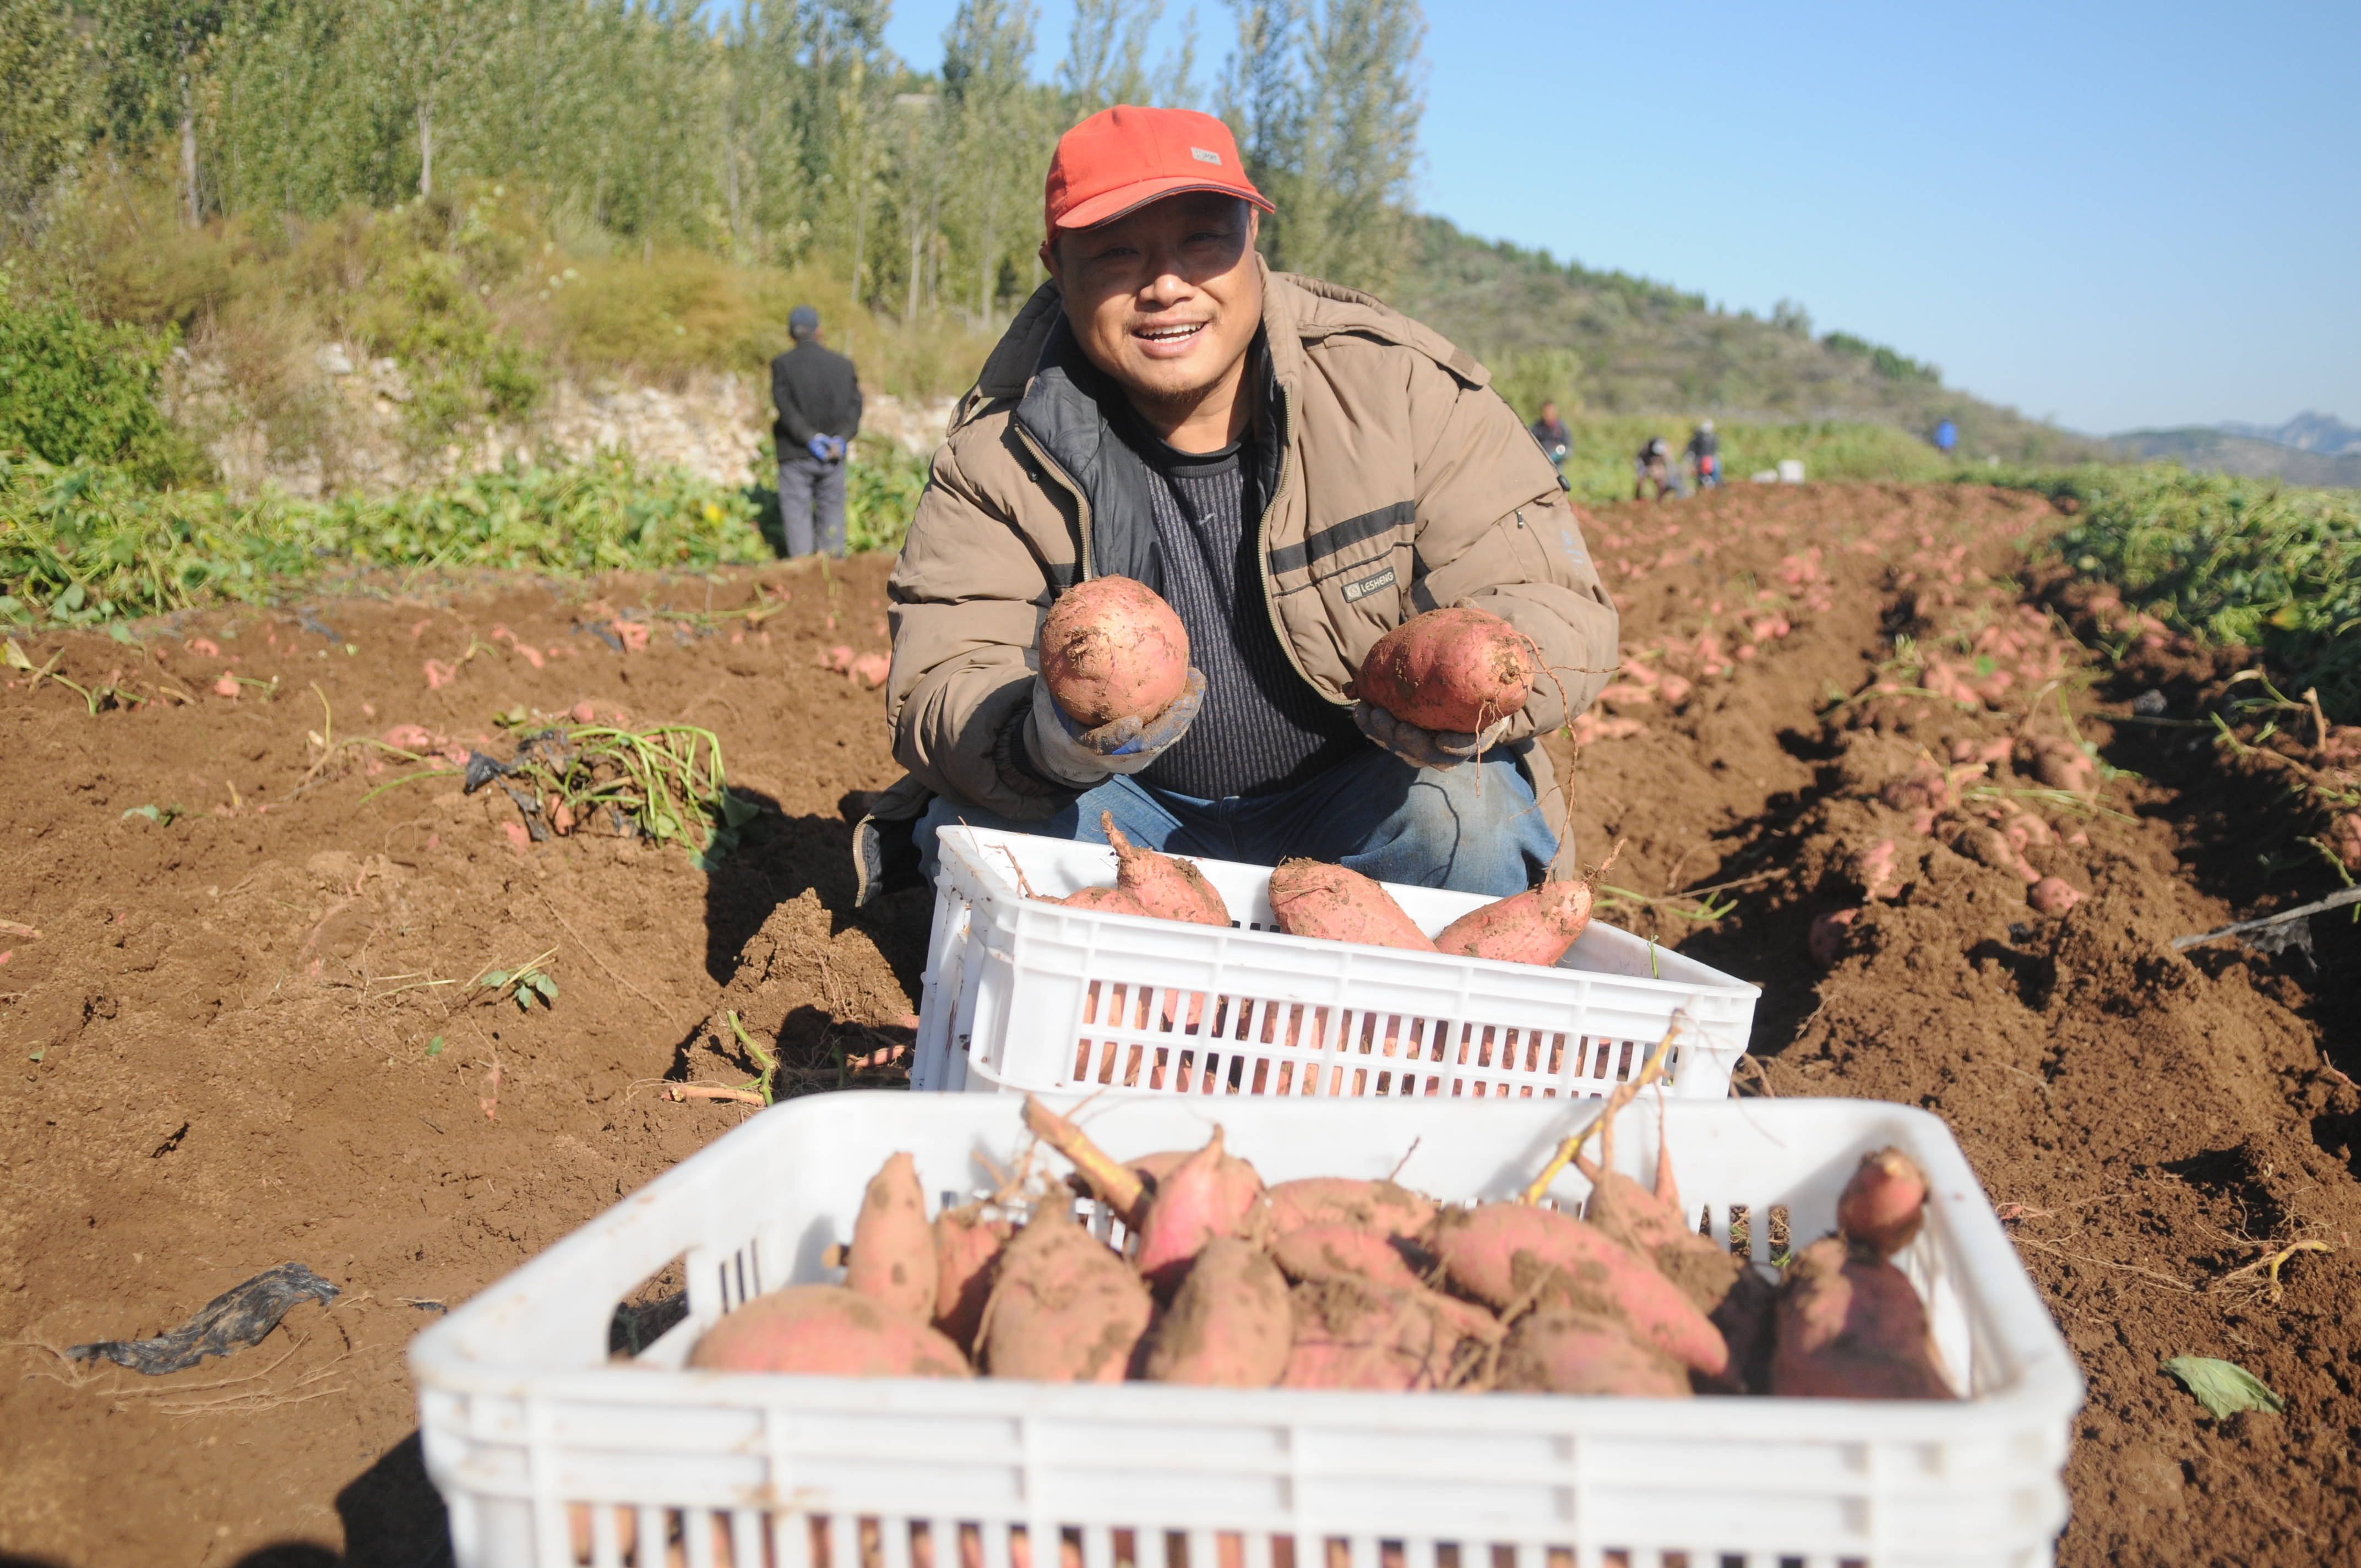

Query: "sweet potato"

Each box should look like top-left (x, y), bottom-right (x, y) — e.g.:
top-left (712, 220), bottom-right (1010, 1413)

top-left (1770, 1236), bottom-right (1954, 1399)
top-left (1103, 814), bottom-right (1229, 925)
top-left (688, 1284), bottom-right (972, 1377)
top-left (1351, 606), bottom-right (1536, 733)
top-left (1280, 1278), bottom-right (1471, 1392)
top-left (843, 1151), bottom-right (938, 1320)
top-left (1041, 575), bottom-right (1190, 727)
top-left (1266, 859), bottom-right (1436, 951)
top-left (1432, 880), bottom-right (1593, 966)
top-left (1131, 1126), bottom-right (1269, 1291)
top-left (980, 1205), bottom-right (1152, 1384)
top-left (1429, 1201), bottom-right (1728, 1378)
top-left (933, 1210), bottom-right (1012, 1354)
top-left (1837, 1146), bottom-right (1929, 1259)
top-left (1062, 884), bottom-right (1149, 916)
top-left (1140, 1237), bottom-right (1293, 1386)
top-left (1266, 1177), bottom-right (1439, 1239)
top-left (1494, 1309), bottom-right (1693, 1397)
top-left (1270, 1223), bottom-right (1429, 1294)
top-left (1270, 1224), bottom-right (1503, 1352)
top-left (1581, 1162), bottom-right (1771, 1391)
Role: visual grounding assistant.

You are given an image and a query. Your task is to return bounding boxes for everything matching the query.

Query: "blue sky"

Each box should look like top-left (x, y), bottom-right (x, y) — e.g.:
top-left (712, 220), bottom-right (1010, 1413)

top-left (875, 1), bottom-right (2360, 435)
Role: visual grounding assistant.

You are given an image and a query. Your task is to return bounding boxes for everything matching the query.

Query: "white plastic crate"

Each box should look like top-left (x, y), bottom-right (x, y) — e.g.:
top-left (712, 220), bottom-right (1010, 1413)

top-left (912, 827), bottom-right (1760, 1101)
top-left (411, 1092), bottom-right (2084, 1568)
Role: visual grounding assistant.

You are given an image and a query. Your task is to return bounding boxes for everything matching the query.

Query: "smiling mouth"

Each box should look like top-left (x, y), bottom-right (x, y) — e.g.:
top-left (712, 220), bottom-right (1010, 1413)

top-left (1132, 322), bottom-right (1206, 345)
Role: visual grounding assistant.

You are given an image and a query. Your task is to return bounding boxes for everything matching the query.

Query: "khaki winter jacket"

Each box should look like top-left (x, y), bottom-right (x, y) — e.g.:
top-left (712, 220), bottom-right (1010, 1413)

top-left (883, 259), bottom-right (1619, 825)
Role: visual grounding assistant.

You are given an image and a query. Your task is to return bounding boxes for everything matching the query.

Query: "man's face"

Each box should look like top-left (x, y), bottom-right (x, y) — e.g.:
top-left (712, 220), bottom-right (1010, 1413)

top-left (1540, 401), bottom-right (1558, 422)
top-left (1048, 192), bottom-right (1263, 409)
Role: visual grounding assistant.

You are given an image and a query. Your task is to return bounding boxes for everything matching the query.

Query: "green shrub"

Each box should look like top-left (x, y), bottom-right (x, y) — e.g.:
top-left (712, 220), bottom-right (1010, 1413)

top-left (846, 443), bottom-right (929, 554)
top-left (2022, 465), bottom-right (2361, 718)
top-left (0, 281), bottom-right (205, 484)
top-left (0, 449), bottom-right (773, 627)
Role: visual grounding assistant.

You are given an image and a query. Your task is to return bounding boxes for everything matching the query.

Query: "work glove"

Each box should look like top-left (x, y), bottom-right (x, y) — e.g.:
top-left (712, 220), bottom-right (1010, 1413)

top-left (807, 434), bottom-right (846, 462)
top-left (1025, 669), bottom-right (1206, 788)
top-left (1354, 700), bottom-right (1511, 771)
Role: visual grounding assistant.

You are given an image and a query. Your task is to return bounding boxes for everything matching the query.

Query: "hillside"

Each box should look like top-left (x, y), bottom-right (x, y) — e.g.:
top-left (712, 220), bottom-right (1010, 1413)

top-left (2222, 411), bottom-right (2361, 455)
top-left (1390, 216), bottom-right (2105, 464)
top-left (2113, 425), bottom-right (2361, 488)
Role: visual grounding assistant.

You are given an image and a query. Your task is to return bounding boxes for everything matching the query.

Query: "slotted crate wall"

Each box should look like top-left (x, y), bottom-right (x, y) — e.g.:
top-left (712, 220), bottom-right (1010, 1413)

top-left (411, 1095), bottom-right (2084, 1568)
top-left (913, 829), bottom-right (1759, 1102)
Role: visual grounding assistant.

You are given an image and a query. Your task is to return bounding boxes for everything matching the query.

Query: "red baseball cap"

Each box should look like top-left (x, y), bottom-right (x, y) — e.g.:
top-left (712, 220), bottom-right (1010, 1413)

top-left (1042, 106), bottom-right (1274, 241)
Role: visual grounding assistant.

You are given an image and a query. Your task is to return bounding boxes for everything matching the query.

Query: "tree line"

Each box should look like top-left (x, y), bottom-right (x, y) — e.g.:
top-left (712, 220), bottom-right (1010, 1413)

top-left (2, 0), bottom-right (1427, 312)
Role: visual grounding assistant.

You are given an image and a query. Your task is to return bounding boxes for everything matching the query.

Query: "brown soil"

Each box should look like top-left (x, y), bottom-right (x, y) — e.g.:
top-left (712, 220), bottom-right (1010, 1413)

top-left (4, 483), bottom-right (2358, 1567)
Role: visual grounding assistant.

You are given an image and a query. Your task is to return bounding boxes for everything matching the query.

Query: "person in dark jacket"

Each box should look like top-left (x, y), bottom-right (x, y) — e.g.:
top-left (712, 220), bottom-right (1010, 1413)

top-left (1634, 435), bottom-right (1675, 501)
top-left (770, 306), bottom-right (863, 557)
top-left (1685, 419), bottom-right (1720, 489)
top-left (1528, 399), bottom-right (1571, 471)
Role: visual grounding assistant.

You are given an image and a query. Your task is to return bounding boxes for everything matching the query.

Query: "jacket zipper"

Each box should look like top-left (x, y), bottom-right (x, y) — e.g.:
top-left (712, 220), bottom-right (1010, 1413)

top-left (1013, 423), bottom-right (1094, 581)
top-left (1255, 383), bottom-right (1339, 704)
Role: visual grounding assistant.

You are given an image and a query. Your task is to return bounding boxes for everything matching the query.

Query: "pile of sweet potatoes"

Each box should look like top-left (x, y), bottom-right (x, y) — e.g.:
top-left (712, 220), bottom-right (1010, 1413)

top-left (1048, 825), bottom-right (1595, 968)
top-left (691, 1103), bottom-right (1956, 1402)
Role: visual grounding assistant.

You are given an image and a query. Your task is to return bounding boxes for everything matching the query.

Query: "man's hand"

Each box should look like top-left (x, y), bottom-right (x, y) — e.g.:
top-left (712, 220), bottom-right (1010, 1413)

top-left (807, 434), bottom-right (846, 462)
top-left (1026, 668), bottom-right (1206, 787)
top-left (1355, 700), bottom-right (1510, 771)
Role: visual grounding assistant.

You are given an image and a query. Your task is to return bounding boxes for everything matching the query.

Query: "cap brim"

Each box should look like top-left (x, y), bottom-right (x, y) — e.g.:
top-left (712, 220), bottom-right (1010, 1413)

top-left (1054, 175), bottom-right (1275, 233)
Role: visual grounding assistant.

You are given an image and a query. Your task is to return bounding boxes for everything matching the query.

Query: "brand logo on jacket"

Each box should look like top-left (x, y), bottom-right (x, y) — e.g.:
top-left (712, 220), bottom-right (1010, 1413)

top-left (1341, 567), bottom-right (1397, 603)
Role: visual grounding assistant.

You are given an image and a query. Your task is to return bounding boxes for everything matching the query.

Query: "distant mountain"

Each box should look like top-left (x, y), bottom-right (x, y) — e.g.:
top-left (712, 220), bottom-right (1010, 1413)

top-left (2216, 412), bottom-right (2361, 456)
top-left (2113, 426), bottom-right (2361, 488)
top-left (1388, 215), bottom-right (2106, 464)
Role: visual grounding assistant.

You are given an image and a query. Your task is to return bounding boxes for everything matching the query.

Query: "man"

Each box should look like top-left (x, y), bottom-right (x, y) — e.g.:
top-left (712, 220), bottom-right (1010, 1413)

top-left (1529, 399), bottom-right (1572, 471)
top-left (770, 306), bottom-right (863, 558)
top-left (1685, 418), bottom-right (1720, 489)
top-left (860, 106), bottom-right (1618, 903)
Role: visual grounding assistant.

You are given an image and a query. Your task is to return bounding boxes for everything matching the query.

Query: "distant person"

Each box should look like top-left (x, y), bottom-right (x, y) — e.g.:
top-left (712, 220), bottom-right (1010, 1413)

top-left (1933, 418), bottom-right (1958, 457)
top-left (1529, 400), bottom-right (1571, 470)
top-left (1635, 435), bottom-right (1676, 502)
top-left (1686, 419), bottom-right (1721, 489)
top-left (771, 306), bottom-right (863, 558)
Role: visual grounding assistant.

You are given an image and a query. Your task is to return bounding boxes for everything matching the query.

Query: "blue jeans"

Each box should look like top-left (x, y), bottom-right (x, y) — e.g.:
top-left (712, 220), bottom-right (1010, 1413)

top-left (916, 745), bottom-right (1558, 897)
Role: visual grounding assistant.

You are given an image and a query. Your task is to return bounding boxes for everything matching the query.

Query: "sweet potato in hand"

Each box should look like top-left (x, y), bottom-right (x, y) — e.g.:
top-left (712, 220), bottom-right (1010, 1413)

top-left (1041, 576), bottom-right (1190, 727)
top-left (1352, 606), bottom-right (1536, 733)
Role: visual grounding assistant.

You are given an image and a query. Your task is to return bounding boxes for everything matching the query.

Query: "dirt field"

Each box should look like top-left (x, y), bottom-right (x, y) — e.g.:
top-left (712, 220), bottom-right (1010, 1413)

top-left (3, 482), bottom-right (2356, 1568)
